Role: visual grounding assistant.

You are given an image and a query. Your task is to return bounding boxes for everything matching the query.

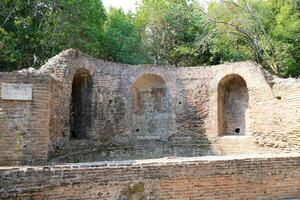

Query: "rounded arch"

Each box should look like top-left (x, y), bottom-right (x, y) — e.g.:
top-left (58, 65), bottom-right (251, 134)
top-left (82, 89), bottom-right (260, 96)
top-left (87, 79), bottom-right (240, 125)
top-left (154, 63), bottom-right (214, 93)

top-left (128, 68), bottom-right (177, 101)
top-left (131, 73), bottom-right (170, 115)
top-left (132, 74), bottom-right (167, 90)
top-left (70, 68), bottom-right (93, 139)
top-left (207, 63), bottom-right (274, 137)
top-left (217, 74), bottom-right (249, 135)
top-left (53, 57), bottom-right (97, 141)
top-left (131, 73), bottom-right (173, 139)
top-left (210, 62), bottom-right (272, 94)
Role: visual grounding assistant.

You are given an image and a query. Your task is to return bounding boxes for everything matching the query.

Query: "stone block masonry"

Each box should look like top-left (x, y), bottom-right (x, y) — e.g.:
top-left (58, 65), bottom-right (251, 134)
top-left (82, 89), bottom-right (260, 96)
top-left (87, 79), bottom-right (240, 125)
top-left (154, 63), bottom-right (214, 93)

top-left (0, 154), bottom-right (299, 199)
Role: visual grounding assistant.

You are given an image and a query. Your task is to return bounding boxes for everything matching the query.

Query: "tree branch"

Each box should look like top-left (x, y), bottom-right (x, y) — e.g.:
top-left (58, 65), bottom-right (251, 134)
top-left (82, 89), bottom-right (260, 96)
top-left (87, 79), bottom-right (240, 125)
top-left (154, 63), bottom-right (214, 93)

top-left (1, 4), bottom-right (14, 26)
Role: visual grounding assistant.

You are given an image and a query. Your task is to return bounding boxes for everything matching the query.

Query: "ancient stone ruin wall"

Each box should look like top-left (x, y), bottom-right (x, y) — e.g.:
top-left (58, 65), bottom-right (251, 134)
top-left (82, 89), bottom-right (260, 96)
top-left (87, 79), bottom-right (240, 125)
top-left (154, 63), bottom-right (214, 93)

top-left (217, 74), bottom-right (249, 136)
top-left (131, 74), bottom-right (174, 142)
top-left (0, 154), bottom-right (299, 199)
top-left (251, 77), bottom-right (300, 150)
top-left (0, 72), bottom-right (54, 165)
top-left (41, 50), bottom-right (217, 161)
top-left (48, 77), bottom-right (64, 155)
top-left (0, 49), bottom-right (299, 165)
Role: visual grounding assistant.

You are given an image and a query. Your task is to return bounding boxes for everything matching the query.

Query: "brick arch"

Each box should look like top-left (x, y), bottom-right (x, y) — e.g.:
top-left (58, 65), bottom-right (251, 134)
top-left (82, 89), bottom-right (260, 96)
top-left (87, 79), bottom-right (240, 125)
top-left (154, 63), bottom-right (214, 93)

top-left (39, 49), bottom-right (96, 84)
top-left (129, 70), bottom-right (176, 140)
top-left (129, 69), bottom-right (177, 101)
top-left (132, 73), bottom-right (167, 89)
top-left (207, 63), bottom-right (273, 137)
top-left (65, 63), bottom-right (96, 85)
top-left (210, 63), bottom-right (272, 93)
top-left (60, 59), bottom-right (97, 141)
top-left (131, 73), bottom-right (170, 114)
top-left (217, 74), bottom-right (249, 136)
top-left (69, 68), bottom-right (93, 139)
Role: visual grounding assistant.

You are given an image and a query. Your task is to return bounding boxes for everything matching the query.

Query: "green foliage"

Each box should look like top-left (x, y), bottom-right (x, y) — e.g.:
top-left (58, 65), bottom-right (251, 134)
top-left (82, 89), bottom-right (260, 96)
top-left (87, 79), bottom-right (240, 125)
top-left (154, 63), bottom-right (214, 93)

top-left (0, 0), bottom-right (299, 77)
top-left (136, 0), bottom-right (212, 66)
top-left (268, 0), bottom-right (300, 77)
top-left (52, 0), bottom-right (106, 58)
top-left (0, 0), bottom-right (106, 71)
top-left (101, 8), bottom-right (149, 64)
top-left (208, 1), bottom-right (253, 63)
top-left (208, 0), bottom-right (300, 77)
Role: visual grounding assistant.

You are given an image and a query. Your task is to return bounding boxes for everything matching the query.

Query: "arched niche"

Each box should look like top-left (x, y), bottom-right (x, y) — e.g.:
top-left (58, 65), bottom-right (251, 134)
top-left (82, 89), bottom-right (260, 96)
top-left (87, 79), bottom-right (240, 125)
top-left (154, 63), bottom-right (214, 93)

top-left (70, 68), bottom-right (93, 139)
top-left (131, 74), bottom-right (172, 137)
top-left (218, 74), bottom-right (249, 136)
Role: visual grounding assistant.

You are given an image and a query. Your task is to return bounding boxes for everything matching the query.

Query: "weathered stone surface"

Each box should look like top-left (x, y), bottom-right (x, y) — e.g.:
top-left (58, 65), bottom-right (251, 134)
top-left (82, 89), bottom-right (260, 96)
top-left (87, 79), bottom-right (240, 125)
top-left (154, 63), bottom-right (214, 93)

top-left (0, 73), bottom-right (53, 165)
top-left (0, 49), bottom-right (299, 166)
top-left (1, 83), bottom-right (32, 100)
top-left (0, 154), bottom-right (299, 199)
top-left (0, 49), bottom-right (300, 199)
top-left (218, 74), bottom-right (249, 135)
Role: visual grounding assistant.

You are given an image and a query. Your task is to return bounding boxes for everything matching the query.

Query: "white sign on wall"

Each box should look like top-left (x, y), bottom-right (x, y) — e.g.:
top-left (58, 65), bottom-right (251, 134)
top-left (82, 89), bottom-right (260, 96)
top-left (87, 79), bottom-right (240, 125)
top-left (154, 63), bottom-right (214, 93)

top-left (1, 83), bottom-right (33, 100)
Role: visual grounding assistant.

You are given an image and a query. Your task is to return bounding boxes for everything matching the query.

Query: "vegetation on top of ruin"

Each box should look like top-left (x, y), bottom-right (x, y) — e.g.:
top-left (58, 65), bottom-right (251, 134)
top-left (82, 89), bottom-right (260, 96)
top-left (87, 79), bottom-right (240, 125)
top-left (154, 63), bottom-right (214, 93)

top-left (0, 0), bottom-right (299, 77)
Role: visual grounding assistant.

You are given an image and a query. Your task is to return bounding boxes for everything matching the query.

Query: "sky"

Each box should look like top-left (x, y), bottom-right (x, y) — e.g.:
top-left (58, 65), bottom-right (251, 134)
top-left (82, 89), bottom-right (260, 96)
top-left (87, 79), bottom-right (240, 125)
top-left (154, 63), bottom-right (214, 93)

top-left (102, 0), bottom-right (212, 12)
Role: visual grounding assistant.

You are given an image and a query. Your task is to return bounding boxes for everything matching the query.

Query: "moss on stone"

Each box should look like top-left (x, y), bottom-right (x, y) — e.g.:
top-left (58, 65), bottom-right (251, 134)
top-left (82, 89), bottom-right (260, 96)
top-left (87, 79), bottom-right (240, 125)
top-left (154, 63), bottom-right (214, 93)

top-left (119, 182), bottom-right (145, 199)
top-left (0, 111), bottom-right (6, 122)
top-left (15, 129), bottom-right (25, 156)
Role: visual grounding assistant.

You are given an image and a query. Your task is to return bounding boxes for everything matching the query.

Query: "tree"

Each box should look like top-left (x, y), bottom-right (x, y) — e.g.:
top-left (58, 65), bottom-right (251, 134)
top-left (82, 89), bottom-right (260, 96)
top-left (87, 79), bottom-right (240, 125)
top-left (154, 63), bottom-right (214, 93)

top-left (0, 0), bottom-right (106, 71)
top-left (266, 0), bottom-right (300, 77)
top-left (52, 0), bottom-right (106, 58)
top-left (136, 0), bottom-right (212, 66)
top-left (207, 0), bottom-right (300, 77)
top-left (0, 0), bottom-right (53, 71)
top-left (1, 0), bottom-right (299, 77)
top-left (101, 8), bottom-right (149, 64)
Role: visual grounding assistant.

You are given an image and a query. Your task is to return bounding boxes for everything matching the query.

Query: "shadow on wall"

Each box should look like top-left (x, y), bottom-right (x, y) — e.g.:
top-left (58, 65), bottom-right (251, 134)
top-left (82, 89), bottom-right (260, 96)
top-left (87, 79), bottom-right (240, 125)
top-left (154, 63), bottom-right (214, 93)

top-left (131, 74), bottom-right (173, 141)
top-left (172, 74), bottom-right (216, 156)
top-left (218, 74), bottom-right (249, 136)
top-left (50, 71), bottom-right (253, 163)
top-left (49, 72), bottom-right (219, 164)
top-left (70, 68), bottom-right (93, 140)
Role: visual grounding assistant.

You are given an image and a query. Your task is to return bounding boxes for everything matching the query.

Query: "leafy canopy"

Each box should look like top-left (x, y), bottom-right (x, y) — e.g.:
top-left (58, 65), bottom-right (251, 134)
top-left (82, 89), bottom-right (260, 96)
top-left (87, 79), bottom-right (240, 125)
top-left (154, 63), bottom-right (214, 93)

top-left (208, 0), bottom-right (300, 77)
top-left (136, 0), bottom-right (212, 66)
top-left (0, 0), bottom-right (299, 77)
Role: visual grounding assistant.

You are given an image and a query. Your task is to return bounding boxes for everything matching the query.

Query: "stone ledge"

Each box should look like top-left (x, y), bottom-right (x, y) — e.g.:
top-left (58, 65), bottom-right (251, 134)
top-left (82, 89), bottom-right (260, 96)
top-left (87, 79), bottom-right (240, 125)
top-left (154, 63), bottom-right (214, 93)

top-left (0, 153), bottom-right (299, 171)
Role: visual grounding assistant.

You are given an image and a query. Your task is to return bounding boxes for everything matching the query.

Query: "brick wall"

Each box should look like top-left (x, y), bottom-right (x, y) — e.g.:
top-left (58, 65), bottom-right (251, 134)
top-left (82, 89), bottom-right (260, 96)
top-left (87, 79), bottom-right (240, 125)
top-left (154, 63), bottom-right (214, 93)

top-left (0, 72), bottom-right (52, 165)
top-left (0, 154), bottom-right (299, 199)
top-left (1, 49), bottom-right (299, 165)
top-left (218, 74), bottom-right (249, 135)
top-left (208, 63), bottom-right (300, 154)
top-left (47, 52), bottom-right (298, 162)
top-left (48, 79), bottom-right (64, 154)
top-left (251, 77), bottom-right (300, 150)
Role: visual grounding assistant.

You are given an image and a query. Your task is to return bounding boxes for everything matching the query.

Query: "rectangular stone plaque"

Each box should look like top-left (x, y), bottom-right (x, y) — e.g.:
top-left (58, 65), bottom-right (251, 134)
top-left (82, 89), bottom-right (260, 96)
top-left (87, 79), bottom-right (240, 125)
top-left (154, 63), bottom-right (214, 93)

top-left (1, 83), bottom-right (32, 100)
